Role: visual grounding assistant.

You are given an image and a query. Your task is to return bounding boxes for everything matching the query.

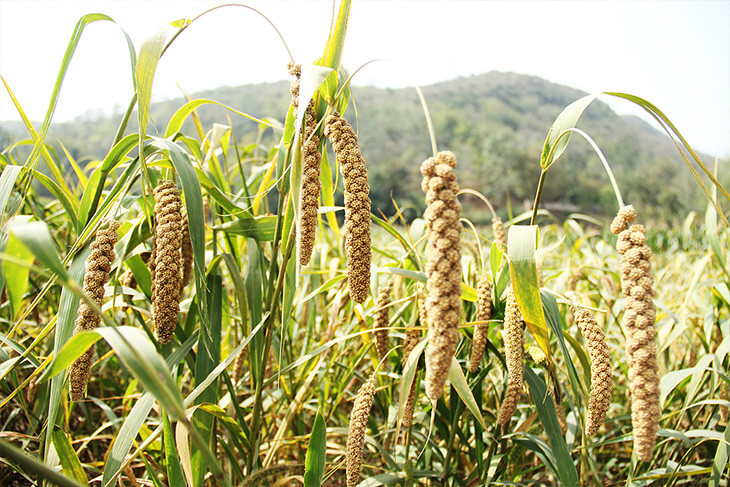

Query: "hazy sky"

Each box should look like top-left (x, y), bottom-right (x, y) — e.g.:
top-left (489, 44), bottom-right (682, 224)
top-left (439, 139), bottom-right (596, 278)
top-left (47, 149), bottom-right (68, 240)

top-left (0, 0), bottom-right (728, 157)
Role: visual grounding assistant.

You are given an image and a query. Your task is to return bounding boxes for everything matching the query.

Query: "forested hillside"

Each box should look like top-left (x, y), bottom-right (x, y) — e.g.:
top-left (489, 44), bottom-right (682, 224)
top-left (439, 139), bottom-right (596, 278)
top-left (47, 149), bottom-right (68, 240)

top-left (1, 71), bottom-right (719, 222)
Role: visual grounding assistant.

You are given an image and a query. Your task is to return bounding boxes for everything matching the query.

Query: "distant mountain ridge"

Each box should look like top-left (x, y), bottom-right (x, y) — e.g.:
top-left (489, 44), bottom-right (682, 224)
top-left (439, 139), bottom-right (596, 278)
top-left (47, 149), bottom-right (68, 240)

top-left (0, 71), bottom-right (713, 221)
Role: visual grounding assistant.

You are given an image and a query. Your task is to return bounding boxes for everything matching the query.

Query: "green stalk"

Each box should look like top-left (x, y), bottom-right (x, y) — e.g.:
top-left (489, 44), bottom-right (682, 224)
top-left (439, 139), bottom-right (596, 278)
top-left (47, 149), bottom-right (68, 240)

top-left (246, 208), bottom-right (296, 472)
top-left (0, 439), bottom-right (86, 487)
top-left (530, 169), bottom-right (547, 226)
top-left (403, 427), bottom-right (413, 487)
top-left (442, 392), bottom-right (466, 483)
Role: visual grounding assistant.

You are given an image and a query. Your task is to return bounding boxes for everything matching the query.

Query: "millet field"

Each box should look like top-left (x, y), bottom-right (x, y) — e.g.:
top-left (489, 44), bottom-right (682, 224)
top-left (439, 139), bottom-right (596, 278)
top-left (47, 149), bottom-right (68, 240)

top-left (0, 2), bottom-right (729, 486)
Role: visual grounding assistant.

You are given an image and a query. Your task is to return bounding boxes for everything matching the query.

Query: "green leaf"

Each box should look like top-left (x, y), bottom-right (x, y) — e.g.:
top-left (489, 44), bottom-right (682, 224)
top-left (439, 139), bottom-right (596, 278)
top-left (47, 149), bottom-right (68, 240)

top-left (163, 413), bottom-right (187, 487)
top-left (165, 99), bottom-right (275, 138)
top-left (191, 274), bottom-right (223, 486)
top-left (706, 189), bottom-right (729, 279)
top-left (78, 133), bottom-right (137, 226)
top-left (712, 419), bottom-right (730, 487)
top-left (448, 357), bottom-right (488, 430)
top-left (51, 427), bottom-right (88, 484)
top-left (136, 29), bottom-right (166, 153)
top-left (39, 331), bottom-right (102, 383)
top-left (398, 338), bottom-right (427, 428)
top-left (30, 170), bottom-right (79, 230)
top-left (214, 216), bottom-right (278, 241)
top-left (541, 94), bottom-right (597, 170)
top-left (508, 225), bottom-right (549, 355)
top-left (48, 326), bottom-right (185, 421)
top-left (296, 65), bottom-right (334, 132)
top-left (304, 413), bottom-right (327, 487)
top-left (9, 221), bottom-right (69, 282)
top-left (321, 0), bottom-right (351, 99)
top-left (102, 332), bottom-right (197, 487)
top-left (605, 91), bottom-right (730, 206)
top-left (18, 14), bottom-right (135, 206)
top-left (524, 367), bottom-right (579, 487)
top-left (0, 439), bottom-right (86, 487)
top-left (0, 165), bottom-right (22, 217)
top-left (541, 292), bottom-right (582, 404)
top-left (149, 137), bottom-right (208, 324)
top-left (45, 247), bottom-right (90, 462)
top-left (3, 229), bottom-right (34, 318)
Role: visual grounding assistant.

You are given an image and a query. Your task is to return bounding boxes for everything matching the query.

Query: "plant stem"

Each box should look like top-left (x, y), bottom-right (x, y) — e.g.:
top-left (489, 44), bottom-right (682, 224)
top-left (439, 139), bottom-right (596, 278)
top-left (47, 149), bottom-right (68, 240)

top-left (246, 213), bottom-right (296, 473)
top-left (530, 169), bottom-right (547, 226)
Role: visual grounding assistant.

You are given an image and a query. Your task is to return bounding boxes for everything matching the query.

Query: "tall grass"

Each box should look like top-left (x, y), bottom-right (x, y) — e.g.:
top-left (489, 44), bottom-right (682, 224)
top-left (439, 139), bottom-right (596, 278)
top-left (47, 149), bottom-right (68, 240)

top-left (0, 2), bottom-right (729, 486)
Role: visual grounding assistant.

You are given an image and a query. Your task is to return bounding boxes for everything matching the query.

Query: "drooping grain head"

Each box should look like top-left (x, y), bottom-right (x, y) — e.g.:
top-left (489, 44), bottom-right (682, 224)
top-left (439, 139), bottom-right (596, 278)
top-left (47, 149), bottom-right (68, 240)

top-left (610, 205), bottom-right (637, 235)
top-left (420, 151), bottom-right (462, 401)
top-left (288, 63), bottom-right (301, 112)
top-left (400, 285), bottom-right (428, 373)
top-left (346, 377), bottom-right (376, 487)
top-left (289, 63), bottom-right (324, 266)
top-left (180, 207), bottom-right (193, 292)
top-left (232, 347), bottom-right (247, 384)
top-left (497, 289), bottom-right (524, 426)
top-left (401, 378), bottom-right (418, 429)
top-left (469, 272), bottom-right (493, 373)
top-left (373, 280), bottom-right (393, 361)
top-left (69, 219), bottom-right (119, 401)
top-left (613, 207), bottom-right (660, 462)
top-left (152, 180), bottom-right (183, 345)
top-left (298, 99), bottom-right (323, 266)
top-left (574, 307), bottom-right (613, 436)
top-left (324, 111), bottom-right (372, 303)
top-left (492, 216), bottom-right (506, 247)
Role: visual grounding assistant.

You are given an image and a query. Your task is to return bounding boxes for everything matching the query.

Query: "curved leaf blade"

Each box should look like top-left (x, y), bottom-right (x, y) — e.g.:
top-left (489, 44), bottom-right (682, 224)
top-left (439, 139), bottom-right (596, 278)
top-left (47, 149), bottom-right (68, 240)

top-left (508, 225), bottom-right (549, 354)
top-left (304, 413), bottom-right (327, 487)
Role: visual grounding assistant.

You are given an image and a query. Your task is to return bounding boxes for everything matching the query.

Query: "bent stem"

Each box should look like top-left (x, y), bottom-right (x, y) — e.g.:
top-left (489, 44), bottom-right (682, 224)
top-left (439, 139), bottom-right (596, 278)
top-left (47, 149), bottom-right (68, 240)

top-left (530, 127), bottom-right (625, 225)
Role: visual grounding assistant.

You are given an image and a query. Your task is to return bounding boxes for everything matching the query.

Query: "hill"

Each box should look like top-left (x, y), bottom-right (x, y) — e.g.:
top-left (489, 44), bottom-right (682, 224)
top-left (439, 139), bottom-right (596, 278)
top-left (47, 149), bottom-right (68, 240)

top-left (0, 71), bottom-right (717, 222)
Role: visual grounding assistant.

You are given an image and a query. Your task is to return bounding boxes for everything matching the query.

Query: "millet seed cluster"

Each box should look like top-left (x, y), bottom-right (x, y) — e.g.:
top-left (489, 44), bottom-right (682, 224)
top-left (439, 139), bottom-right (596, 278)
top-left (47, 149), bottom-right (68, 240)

top-left (497, 289), bottom-right (525, 425)
top-left (346, 376), bottom-right (376, 487)
top-left (69, 219), bottom-right (119, 400)
top-left (420, 150), bottom-right (462, 401)
top-left (469, 271), bottom-right (493, 373)
top-left (612, 205), bottom-right (660, 462)
top-left (573, 306), bottom-right (613, 436)
top-left (152, 180), bottom-right (184, 344)
top-left (324, 111), bottom-right (372, 304)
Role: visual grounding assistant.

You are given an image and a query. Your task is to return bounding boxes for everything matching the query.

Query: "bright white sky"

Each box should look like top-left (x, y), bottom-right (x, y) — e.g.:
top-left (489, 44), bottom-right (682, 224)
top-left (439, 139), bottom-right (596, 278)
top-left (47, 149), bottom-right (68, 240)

top-left (0, 0), bottom-right (728, 157)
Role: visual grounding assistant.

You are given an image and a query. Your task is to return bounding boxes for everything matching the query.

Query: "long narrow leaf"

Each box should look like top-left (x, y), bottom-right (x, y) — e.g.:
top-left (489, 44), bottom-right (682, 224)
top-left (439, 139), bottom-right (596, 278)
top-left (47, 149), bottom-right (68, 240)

top-left (508, 225), bottom-right (549, 355)
top-left (524, 367), bottom-right (579, 487)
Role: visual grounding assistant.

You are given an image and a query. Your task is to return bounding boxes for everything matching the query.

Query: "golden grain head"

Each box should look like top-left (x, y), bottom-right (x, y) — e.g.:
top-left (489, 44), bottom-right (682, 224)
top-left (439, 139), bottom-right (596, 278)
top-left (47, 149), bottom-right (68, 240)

top-left (613, 207), bottom-right (660, 461)
top-left (469, 272), bottom-right (493, 373)
top-left (574, 307), bottom-right (613, 436)
top-left (324, 111), bottom-right (372, 304)
top-left (492, 216), bottom-right (506, 247)
top-left (153, 180), bottom-right (184, 344)
top-left (421, 151), bottom-right (462, 401)
top-left (373, 280), bottom-right (393, 361)
top-left (69, 219), bottom-right (119, 401)
top-left (497, 290), bottom-right (524, 426)
top-left (346, 377), bottom-right (376, 487)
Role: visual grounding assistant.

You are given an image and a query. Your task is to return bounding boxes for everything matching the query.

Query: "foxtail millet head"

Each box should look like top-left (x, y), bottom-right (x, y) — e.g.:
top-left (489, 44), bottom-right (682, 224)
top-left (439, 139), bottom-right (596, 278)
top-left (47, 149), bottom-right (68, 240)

top-left (324, 111), bottom-right (372, 304)
top-left (613, 207), bottom-right (660, 461)
top-left (69, 219), bottom-right (119, 400)
top-left (152, 179), bottom-right (183, 345)
top-left (497, 289), bottom-right (524, 426)
top-left (469, 272), bottom-right (493, 373)
top-left (420, 151), bottom-right (463, 401)
top-left (573, 307), bottom-right (613, 436)
top-left (346, 376), bottom-right (376, 487)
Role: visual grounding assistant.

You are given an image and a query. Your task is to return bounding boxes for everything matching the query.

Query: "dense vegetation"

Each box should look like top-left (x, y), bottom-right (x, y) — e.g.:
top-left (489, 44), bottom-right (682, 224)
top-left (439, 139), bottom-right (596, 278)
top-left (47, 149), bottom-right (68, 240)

top-left (0, 3), bottom-right (729, 487)
top-left (2, 72), bottom-right (723, 224)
